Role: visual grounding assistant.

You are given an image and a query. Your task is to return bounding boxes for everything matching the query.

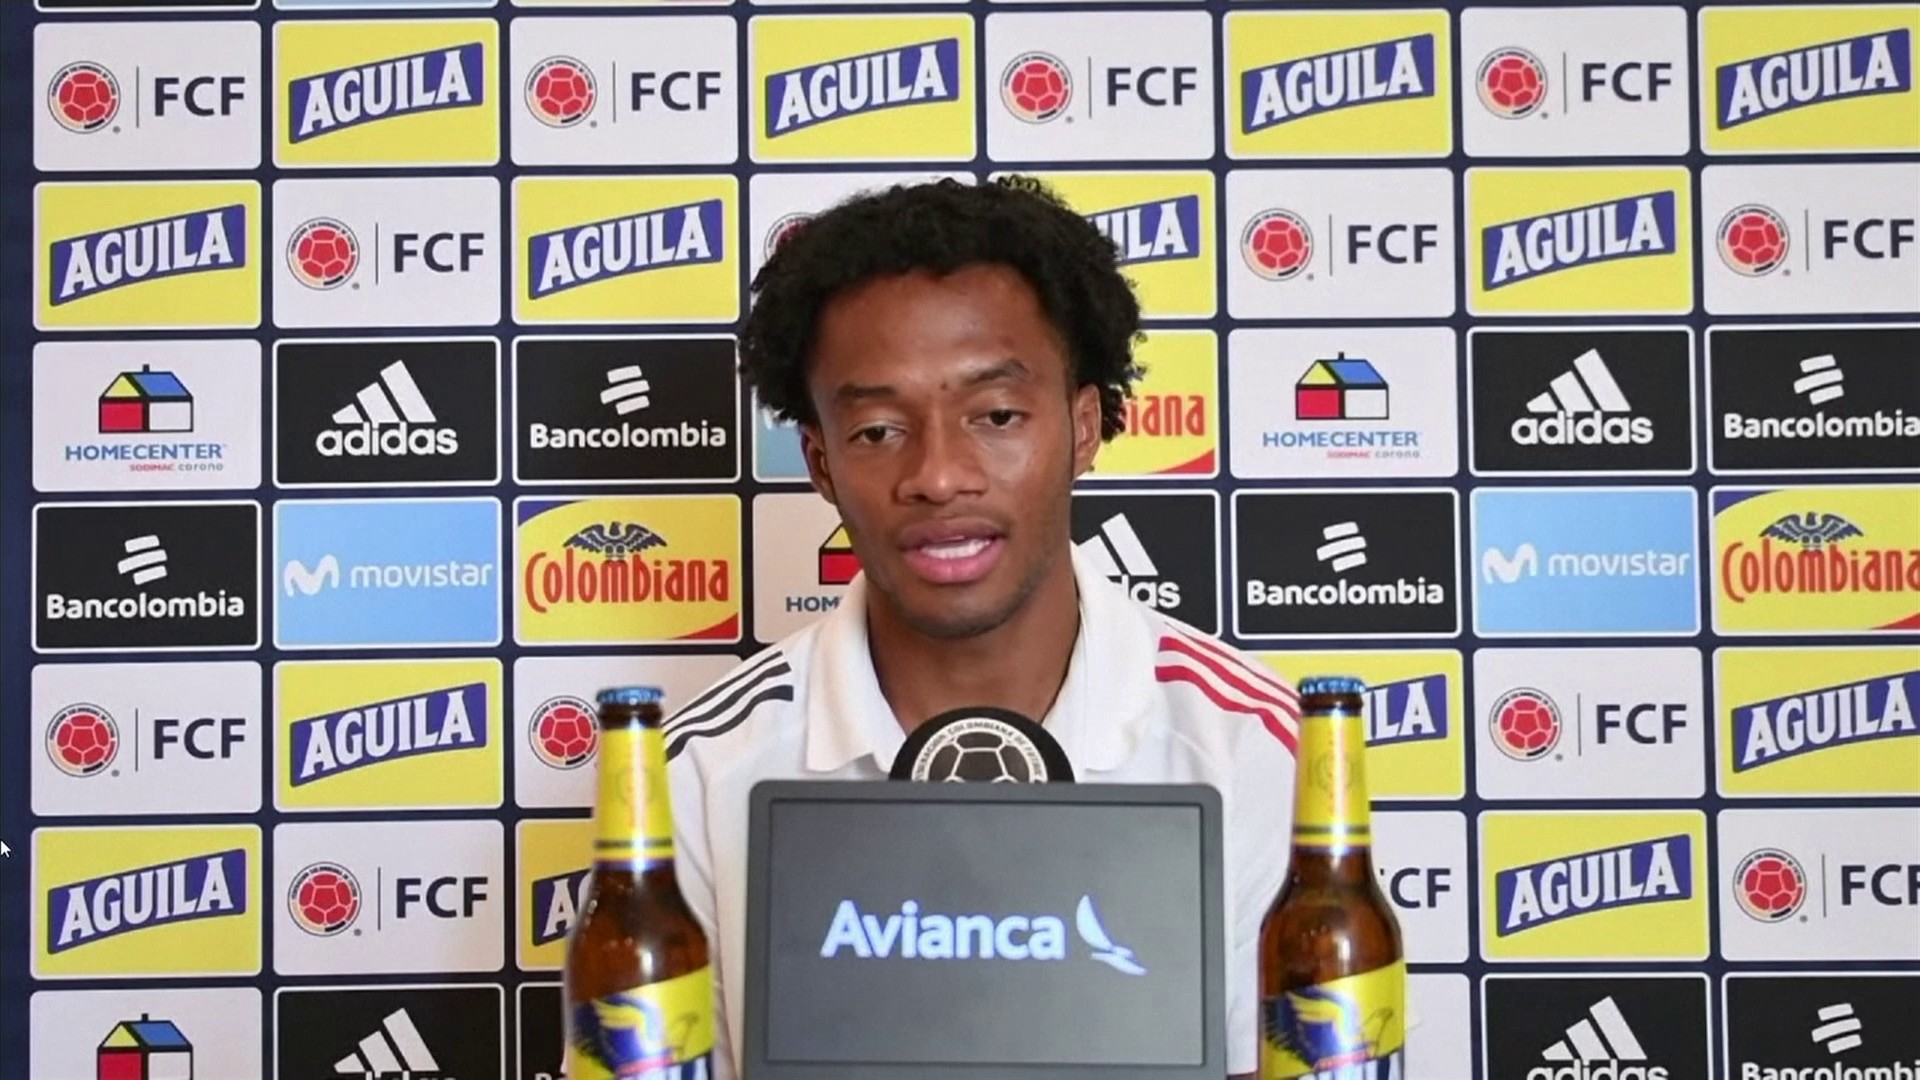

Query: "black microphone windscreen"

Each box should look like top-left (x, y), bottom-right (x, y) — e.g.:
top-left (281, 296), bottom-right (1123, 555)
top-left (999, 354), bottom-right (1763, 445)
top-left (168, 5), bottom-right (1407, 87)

top-left (889, 706), bottom-right (1075, 783)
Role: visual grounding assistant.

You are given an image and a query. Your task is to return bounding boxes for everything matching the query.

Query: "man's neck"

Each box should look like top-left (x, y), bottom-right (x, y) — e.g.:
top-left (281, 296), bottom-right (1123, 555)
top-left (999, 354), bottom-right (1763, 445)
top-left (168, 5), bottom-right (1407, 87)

top-left (866, 552), bottom-right (1083, 733)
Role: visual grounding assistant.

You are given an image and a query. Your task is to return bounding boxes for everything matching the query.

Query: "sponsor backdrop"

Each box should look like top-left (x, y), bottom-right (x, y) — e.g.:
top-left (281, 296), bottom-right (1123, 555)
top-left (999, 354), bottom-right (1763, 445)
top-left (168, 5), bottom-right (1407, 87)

top-left (0, 0), bottom-right (1916, 1077)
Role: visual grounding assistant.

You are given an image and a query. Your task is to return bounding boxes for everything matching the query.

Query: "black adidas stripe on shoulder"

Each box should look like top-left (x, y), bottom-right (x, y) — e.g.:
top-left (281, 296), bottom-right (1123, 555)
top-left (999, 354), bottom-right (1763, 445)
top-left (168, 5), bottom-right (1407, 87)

top-left (663, 650), bottom-right (795, 760)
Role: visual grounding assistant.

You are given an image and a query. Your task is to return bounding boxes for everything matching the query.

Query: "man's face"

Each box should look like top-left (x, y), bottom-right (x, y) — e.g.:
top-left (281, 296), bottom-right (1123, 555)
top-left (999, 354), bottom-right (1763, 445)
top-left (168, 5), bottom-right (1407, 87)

top-left (799, 263), bottom-right (1102, 640)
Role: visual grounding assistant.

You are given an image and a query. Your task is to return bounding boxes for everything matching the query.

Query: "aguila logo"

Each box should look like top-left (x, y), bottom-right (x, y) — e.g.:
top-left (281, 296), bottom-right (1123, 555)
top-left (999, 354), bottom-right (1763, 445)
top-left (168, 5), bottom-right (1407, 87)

top-left (1001, 52), bottom-right (1072, 123)
top-left (46, 703), bottom-right (119, 778)
top-left (1732, 847), bottom-right (1807, 923)
top-left (288, 861), bottom-right (362, 937)
top-left (1717, 204), bottom-right (1791, 277)
top-left (1490, 688), bottom-right (1561, 762)
top-left (1477, 47), bottom-right (1548, 119)
top-left (1242, 209), bottom-right (1314, 282)
top-left (47, 61), bottom-right (120, 134)
top-left (526, 56), bottom-right (596, 128)
top-left (530, 694), bottom-right (598, 770)
top-left (286, 217), bottom-right (360, 290)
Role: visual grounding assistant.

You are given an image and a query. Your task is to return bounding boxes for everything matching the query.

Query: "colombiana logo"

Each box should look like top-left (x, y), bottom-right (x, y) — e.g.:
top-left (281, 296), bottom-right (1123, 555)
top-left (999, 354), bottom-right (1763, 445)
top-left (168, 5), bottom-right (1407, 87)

top-left (530, 694), bottom-right (598, 770)
top-left (1716, 29), bottom-right (1914, 130)
top-left (1482, 191), bottom-right (1677, 290)
top-left (47, 61), bottom-right (119, 134)
top-left (1001, 52), bottom-right (1072, 123)
top-left (1477, 47), bottom-right (1548, 119)
top-left (285, 217), bottom-right (359, 291)
top-left (1732, 847), bottom-right (1807, 923)
top-left (1490, 688), bottom-right (1562, 762)
top-left (527, 199), bottom-right (725, 300)
top-left (1242, 209), bottom-right (1315, 281)
top-left (1241, 34), bottom-right (1438, 132)
top-left (526, 56), bottom-right (595, 129)
top-left (287, 860), bottom-right (361, 937)
top-left (46, 703), bottom-right (119, 778)
top-left (765, 38), bottom-right (963, 137)
top-left (524, 521), bottom-right (730, 614)
top-left (1721, 511), bottom-right (1920, 605)
top-left (1716, 204), bottom-right (1791, 277)
top-left (289, 43), bottom-right (487, 144)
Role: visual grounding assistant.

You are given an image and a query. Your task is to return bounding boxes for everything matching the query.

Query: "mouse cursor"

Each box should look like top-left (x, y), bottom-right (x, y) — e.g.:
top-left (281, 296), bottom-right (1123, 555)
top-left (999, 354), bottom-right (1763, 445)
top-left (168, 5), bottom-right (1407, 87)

top-left (0, 841), bottom-right (10, 858)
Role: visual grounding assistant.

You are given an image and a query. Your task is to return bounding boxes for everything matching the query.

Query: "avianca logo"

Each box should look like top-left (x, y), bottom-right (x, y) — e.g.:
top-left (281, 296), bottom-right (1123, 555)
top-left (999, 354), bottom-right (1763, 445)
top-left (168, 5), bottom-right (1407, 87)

top-left (1717, 29), bottom-right (1913, 129)
top-left (821, 895), bottom-right (1146, 974)
top-left (1494, 834), bottom-right (1693, 935)
top-left (289, 43), bottom-right (486, 143)
top-left (50, 205), bottom-right (247, 306)
top-left (47, 849), bottom-right (248, 953)
top-left (1482, 192), bottom-right (1677, 290)
top-left (765, 39), bottom-right (962, 136)
top-left (1085, 195), bottom-right (1203, 267)
top-left (1241, 35), bottom-right (1437, 132)
top-left (289, 681), bottom-right (488, 785)
top-left (1732, 670), bottom-right (1917, 771)
top-left (528, 200), bottom-right (724, 299)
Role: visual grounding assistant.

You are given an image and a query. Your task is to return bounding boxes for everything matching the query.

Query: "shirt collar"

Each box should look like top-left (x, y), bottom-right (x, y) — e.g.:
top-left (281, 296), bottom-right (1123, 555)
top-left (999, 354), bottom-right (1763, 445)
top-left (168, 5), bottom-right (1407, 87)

top-left (804, 543), bottom-right (1159, 777)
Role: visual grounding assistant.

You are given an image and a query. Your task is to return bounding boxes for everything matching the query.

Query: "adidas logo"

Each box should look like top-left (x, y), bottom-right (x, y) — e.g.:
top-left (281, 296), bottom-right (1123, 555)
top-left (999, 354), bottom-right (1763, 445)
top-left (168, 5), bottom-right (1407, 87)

top-left (117, 535), bottom-right (169, 585)
top-left (332, 1007), bottom-right (448, 1079)
top-left (1510, 349), bottom-right (1654, 447)
top-left (1527, 996), bottom-right (1668, 1080)
top-left (1077, 514), bottom-right (1178, 608)
top-left (1812, 1001), bottom-right (1864, 1056)
top-left (318, 361), bottom-right (458, 458)
top-left (1316, 521), bottom-right (1368, 573)
top-left (601, 365), bottom-right (651, 415)
top-left (1793, 354), bottom-right (1845, 406)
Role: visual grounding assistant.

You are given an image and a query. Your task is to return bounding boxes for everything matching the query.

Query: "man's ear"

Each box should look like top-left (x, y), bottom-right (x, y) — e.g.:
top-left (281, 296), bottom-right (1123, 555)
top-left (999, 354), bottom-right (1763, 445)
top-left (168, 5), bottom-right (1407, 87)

top-left (801, 422), bottom-right (837, 506)
top-left (1070, 383), bottom-right (1102, 478)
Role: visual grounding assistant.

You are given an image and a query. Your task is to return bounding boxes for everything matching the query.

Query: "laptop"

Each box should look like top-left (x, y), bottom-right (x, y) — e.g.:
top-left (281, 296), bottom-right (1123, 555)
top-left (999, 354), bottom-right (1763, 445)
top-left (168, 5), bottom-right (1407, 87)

top-left (743, 780), bottom-right (1227, 1080)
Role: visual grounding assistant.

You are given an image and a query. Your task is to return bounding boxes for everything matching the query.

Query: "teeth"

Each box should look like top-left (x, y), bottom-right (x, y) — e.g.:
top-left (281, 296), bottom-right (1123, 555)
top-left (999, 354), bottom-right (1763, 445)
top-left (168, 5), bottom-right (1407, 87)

top-left (922, 538), bottom-right (989, 560)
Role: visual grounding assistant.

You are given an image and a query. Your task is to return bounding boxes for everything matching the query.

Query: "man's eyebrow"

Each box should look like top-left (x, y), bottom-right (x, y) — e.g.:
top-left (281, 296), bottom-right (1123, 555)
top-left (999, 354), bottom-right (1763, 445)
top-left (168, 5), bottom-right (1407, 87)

top-left (830, 358), bottom-right (1036, 405)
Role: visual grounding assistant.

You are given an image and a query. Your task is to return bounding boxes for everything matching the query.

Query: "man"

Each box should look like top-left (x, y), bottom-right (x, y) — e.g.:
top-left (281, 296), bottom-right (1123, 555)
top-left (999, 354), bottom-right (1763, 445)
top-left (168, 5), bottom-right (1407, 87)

top-left (665, 175), bottom-right (1299, 1079)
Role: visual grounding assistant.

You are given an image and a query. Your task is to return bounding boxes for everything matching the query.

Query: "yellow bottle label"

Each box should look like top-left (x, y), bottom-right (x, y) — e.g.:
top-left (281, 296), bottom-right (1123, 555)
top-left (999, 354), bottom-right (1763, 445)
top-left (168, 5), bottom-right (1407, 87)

top-left (1259, 960), bottom-right (1406, 1080)
top-left (568, 965), bottom-right (715, 1080)
top-left (1292, 707), bottom-right (1373, 849)
top-left (593, 726), bottom-right (675, 866)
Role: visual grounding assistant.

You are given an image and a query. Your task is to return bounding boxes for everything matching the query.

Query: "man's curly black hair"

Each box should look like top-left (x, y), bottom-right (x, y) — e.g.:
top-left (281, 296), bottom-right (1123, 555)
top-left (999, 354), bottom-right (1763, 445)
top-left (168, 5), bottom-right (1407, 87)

top-left (738, 174), bottom-right (1146, 442)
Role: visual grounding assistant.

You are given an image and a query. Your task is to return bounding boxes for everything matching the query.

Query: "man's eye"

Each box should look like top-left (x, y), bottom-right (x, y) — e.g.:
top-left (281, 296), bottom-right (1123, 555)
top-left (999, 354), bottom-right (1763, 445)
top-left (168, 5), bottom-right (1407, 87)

top-left (852, 426), bottom-right (893, 444)
top-left (985, 409), bottom-right (1021, 427)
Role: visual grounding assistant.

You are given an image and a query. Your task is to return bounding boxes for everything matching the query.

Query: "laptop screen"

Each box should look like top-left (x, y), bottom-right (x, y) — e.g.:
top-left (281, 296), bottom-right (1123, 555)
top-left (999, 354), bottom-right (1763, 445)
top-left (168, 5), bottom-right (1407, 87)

top-left (746, 782), bottom-right (1225, 1078)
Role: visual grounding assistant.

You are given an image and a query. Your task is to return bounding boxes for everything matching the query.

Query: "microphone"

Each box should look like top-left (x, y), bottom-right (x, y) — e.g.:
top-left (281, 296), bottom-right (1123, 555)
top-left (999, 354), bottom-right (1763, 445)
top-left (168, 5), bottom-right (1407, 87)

top-left (889, 706), bottom-right (1075, 783)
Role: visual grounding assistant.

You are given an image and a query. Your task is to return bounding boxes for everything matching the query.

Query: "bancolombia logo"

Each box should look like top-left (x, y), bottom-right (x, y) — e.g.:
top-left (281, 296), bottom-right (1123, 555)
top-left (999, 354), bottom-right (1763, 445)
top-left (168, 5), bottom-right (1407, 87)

top-left (34, 501), bottom-right (259, 653)
top-left (820, 895), bottom-right (1146, 975)
top-left (1713, 486), bottom-right (1920, 634)
top-left (515, 496), bottom-right (741, 644)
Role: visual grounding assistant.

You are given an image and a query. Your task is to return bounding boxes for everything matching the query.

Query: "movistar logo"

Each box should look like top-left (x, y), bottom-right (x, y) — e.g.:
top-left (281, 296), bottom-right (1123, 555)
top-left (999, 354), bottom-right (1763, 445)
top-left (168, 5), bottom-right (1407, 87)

top-left (820, 895), bottom-right (1145, 974)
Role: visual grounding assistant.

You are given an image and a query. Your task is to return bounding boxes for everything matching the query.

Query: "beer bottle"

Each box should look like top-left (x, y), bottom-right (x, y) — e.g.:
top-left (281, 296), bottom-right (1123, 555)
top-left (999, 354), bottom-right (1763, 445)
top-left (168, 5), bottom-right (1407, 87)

top-left (564, 686), bottom-right (715, 1080)
top-left (1258, 676), bottom-right (1406, 1080)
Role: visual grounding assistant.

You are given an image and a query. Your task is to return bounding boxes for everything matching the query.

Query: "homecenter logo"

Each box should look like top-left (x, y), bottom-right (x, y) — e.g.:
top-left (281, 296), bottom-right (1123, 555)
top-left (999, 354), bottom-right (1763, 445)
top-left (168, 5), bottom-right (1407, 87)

top-left (820, 895), bottom-right (1145, 974)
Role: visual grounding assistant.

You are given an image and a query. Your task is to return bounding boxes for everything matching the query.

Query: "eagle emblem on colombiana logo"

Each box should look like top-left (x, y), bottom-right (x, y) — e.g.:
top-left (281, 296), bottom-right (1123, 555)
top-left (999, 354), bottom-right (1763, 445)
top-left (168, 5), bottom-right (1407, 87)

top-left (573, 992), bottom-right (698, 1073)
top-left (1761, 513), bottom-right (1863, 548)
top-left (1262, 985), bottom-right (1393, 1071)
top-left (566, 522), bottom-right (668, 556)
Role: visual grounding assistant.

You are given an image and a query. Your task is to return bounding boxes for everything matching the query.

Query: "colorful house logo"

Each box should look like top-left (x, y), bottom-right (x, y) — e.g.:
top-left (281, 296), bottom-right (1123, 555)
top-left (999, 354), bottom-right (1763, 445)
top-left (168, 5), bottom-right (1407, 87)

top-left (99, 366), bottom-right (193, 435)
top-left (819, 524), bottom-right (859, 586)
top-left (97, 1014), bottom-right (192, 1079)
top-left (1295, 354), bottom-right (1388, 421)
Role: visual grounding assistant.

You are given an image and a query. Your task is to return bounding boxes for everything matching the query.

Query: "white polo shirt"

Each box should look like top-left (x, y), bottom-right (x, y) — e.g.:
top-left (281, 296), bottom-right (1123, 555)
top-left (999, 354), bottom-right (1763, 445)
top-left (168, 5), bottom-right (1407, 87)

top-left (664, 544), bottom-right (1301, 1077)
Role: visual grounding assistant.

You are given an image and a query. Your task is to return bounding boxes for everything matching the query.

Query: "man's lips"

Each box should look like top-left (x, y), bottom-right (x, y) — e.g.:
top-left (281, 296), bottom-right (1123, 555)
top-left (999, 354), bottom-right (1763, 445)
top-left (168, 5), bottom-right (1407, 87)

top-left (895, 519), bottom-right (1007, 586)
